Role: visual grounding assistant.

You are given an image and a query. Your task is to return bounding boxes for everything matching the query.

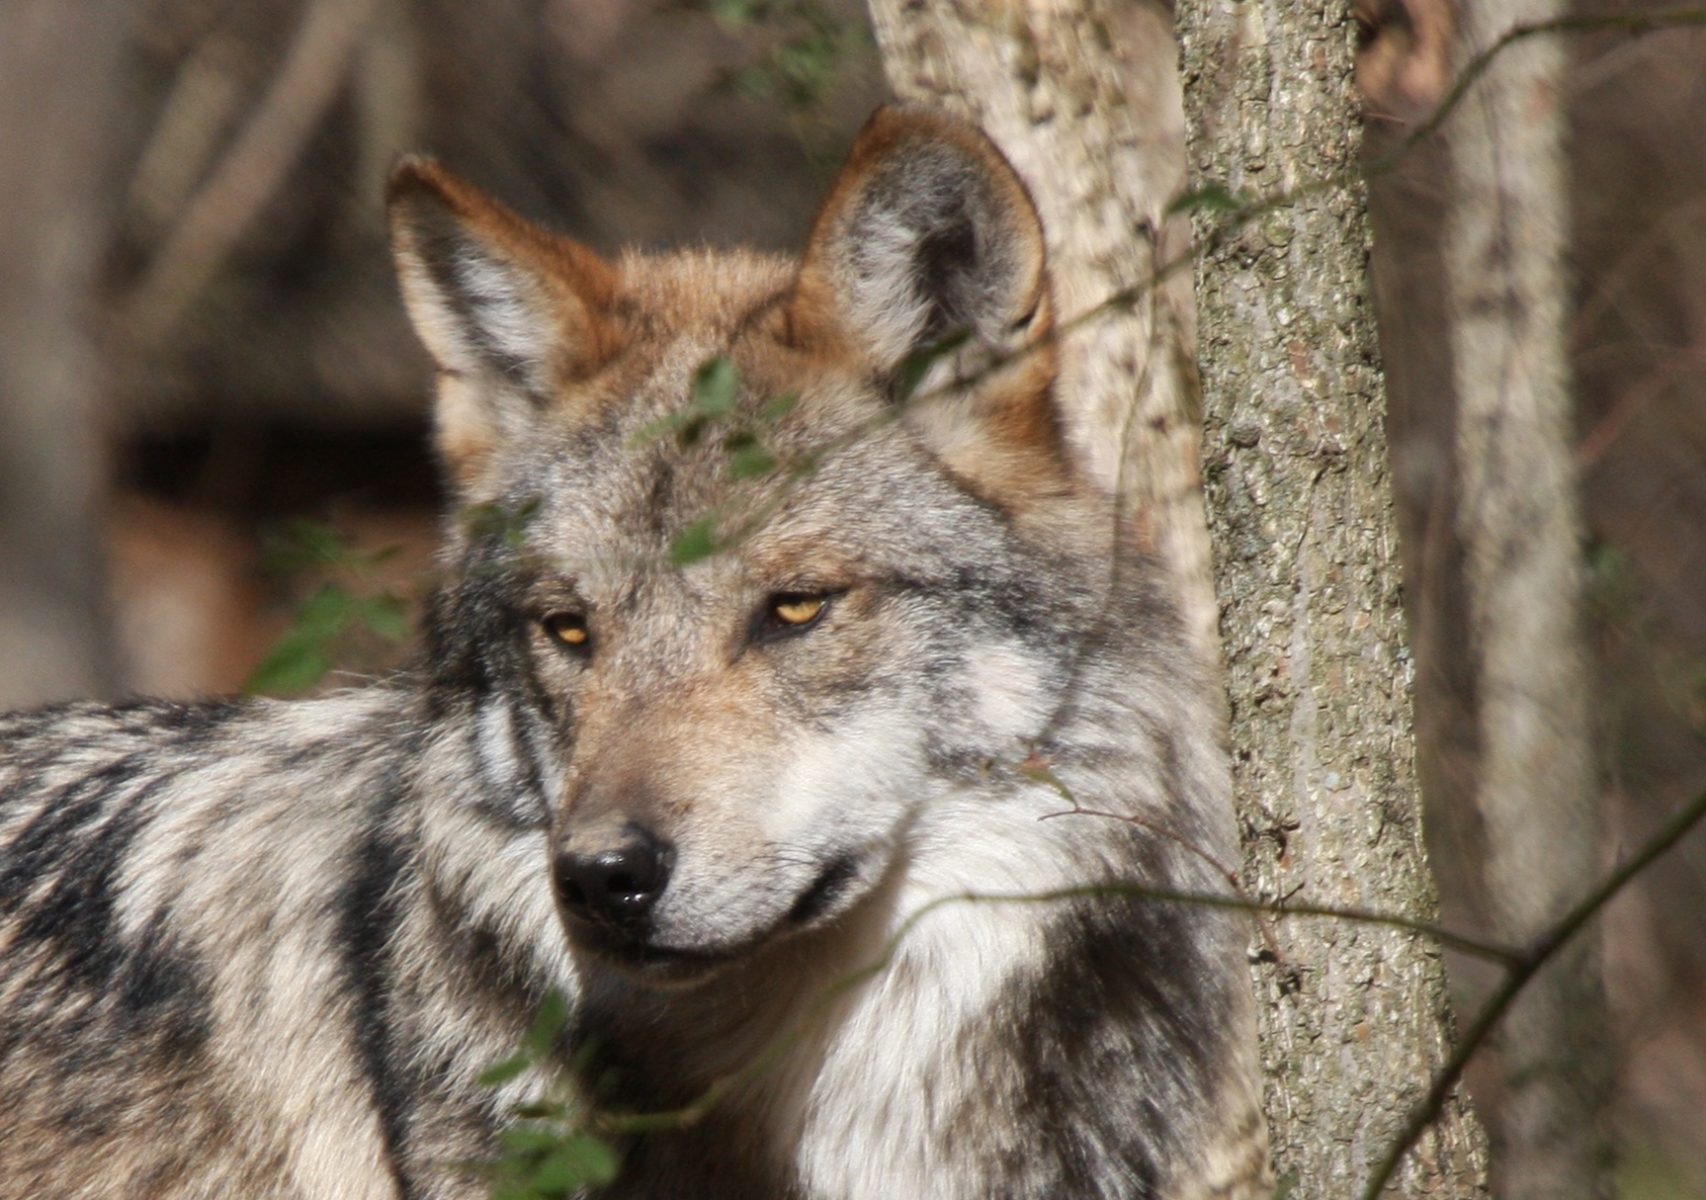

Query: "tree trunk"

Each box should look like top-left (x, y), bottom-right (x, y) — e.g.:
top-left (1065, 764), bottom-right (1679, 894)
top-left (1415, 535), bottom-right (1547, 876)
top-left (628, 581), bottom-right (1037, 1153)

top-left (1448, 5), bottom-right (1610, 1196)
top-left (1175, 1), bottom-right (1490, 1194)
top-left (0, 0), bottom-right (127, 706)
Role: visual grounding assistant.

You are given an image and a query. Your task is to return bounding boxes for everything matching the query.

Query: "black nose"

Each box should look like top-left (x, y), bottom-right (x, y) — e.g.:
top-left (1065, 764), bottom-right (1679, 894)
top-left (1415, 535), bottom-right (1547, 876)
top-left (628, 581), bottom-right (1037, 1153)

top-left (553, 828), bottom-right (674, 929)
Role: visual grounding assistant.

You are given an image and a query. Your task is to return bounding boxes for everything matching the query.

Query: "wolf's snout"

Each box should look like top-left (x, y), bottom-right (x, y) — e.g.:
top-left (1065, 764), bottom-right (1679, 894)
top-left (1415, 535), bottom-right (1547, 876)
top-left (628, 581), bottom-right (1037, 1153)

top-left (553, 828), bottom-right (674, 929)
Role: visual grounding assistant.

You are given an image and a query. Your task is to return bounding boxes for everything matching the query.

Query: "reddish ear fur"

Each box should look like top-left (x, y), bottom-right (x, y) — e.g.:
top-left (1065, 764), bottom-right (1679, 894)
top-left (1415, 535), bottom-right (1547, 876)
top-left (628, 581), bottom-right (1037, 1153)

top-left (792, 107), bottom-right (1048, 370)
top-left (791, 107), bottom-right (1066, 490)
top-left (387, 157), bottom-right (619, 382)
top-left (387, 158), bottom-right (621, 491)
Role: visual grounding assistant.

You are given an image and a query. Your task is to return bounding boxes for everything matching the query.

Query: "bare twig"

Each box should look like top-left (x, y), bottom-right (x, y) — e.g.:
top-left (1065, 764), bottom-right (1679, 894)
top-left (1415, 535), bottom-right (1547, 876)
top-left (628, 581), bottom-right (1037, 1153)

top-left (1361, 784), bottom-right (1706, 1199)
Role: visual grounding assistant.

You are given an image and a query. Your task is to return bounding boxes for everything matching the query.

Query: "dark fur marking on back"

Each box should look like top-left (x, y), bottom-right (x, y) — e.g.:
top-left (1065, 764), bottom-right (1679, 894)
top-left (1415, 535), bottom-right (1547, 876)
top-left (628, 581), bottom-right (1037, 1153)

top-left (114, 912), bottom-right (215, 1060)
top-left (337, 783), bottom-right (418, 1199)
top-left (0, 756), bottom-right (154, 911)
top-left (10, 781), bottom-right (163, 994)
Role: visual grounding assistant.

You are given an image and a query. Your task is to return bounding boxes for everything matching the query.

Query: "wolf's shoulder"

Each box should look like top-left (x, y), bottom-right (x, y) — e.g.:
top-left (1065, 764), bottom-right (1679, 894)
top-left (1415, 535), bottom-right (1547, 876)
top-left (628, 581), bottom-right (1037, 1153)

top-left (0, 686), bottom-right (420, 815)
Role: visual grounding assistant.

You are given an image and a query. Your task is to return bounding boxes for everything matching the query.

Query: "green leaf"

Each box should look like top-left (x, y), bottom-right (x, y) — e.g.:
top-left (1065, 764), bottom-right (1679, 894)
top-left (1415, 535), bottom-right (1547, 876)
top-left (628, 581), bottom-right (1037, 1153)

top-left (478, 1056), bottom-right (531, 1088)
top-left (759, 392), bottom-right (798, 424)
top-left (293, 584), bottom-right (359, 638)
top-left (723, 432), bottom-right (777, 480)
top-left (532, 1137), bottom-right (620, 1190)
top-left (727, 443), bottom-right (778, 479)
top-left (635, 357), bottom-right (746, 445)
top-left (261, 520), bottom-right (351, 574)
top-left (670, 517), bottom-right (719, 566)
top-left (244, 639), bottom-right (333, 696)
top-left (691, 357), bottom-right (739, 417)
top-left (356, 594), bottom-right (410, 643)
top-left (521, 990), bottom-right (571, 1060)
top-left (1165, 182), bottom-right (1243, 217)
top-left (500, 1126), bottom-right (565, 1154)
top-left (461, 497), bottom-right (541, 548)
top-left (505, 499), bottom-right (543, 549)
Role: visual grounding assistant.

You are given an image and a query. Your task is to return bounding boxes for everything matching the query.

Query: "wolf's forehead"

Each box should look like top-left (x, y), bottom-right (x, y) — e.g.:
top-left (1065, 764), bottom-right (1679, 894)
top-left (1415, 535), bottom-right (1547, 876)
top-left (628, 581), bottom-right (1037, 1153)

top-left (529, 417), bottom-right (909, 590)
top-left (521, 246), bottom-right (885, 562)
top-left (523, 411), bottom-right (772, 569)
top-left (612, 247), bottom-right (794, 335)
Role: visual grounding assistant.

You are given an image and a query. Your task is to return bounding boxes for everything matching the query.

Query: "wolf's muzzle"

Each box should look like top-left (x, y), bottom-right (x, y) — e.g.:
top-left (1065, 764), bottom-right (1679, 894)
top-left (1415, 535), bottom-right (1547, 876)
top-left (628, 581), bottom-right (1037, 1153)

top-left (553, 825), bottom-right (674, 932)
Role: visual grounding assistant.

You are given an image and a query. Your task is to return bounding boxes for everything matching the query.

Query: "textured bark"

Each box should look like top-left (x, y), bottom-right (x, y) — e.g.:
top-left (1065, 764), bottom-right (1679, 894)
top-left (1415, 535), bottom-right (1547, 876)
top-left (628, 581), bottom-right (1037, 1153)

top-left (1448, 6), bottom-right (1610, 1197)
top-left (0, 0), bottom-right (125, 706)
top-left (1175, 1), bottom-right (1490, 1195)
top-left (865, 2), bottom-right (1268, 1193)
top-left (866, 0), bottom-right (1218, 661)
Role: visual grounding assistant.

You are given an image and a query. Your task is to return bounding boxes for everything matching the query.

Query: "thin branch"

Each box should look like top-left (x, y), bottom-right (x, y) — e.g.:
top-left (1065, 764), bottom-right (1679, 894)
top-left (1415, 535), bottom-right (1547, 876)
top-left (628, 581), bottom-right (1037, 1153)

top-left (1361, 784), bottom-right (1706, 1199)
top-left (1365, 7), bottom-right (1706, 183)
top-left (589, 774), bottom-right (1706, 1149)
top-left (1037, 799), bottom-right (1515, 968)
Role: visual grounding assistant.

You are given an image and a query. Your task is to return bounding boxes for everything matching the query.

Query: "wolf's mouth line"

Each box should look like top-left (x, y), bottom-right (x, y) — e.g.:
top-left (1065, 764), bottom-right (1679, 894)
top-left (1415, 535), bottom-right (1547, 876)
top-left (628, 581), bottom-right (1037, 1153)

top-left (785, 854), bottom-right (860, 926)
top-left (573, 853), bottom-right (866, 970)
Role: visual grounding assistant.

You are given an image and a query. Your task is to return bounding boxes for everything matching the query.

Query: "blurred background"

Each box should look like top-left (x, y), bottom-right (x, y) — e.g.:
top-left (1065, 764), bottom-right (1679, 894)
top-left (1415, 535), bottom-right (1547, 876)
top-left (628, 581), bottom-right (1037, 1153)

top-left (0, 0), bottom-right (1701, 1191)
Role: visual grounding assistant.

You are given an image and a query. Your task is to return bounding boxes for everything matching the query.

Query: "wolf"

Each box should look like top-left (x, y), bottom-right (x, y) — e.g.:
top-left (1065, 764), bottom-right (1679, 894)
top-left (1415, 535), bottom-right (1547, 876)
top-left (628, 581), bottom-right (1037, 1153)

top-left (0, 107), bottom-right (1267, 1198)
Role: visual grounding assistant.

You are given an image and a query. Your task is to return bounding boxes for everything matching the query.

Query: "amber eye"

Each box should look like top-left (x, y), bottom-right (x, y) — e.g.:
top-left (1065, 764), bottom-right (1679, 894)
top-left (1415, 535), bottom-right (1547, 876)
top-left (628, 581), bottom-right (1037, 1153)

top-left (769, 593), bottom-right (828, 629)
top-left (542, 612), bottom-right (590, 650)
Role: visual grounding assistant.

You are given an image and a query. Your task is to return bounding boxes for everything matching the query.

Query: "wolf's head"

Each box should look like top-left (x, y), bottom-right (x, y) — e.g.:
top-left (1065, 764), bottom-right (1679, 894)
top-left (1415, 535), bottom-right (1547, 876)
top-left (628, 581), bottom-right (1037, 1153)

top-left (390, 108), bottom-right (1113, 985)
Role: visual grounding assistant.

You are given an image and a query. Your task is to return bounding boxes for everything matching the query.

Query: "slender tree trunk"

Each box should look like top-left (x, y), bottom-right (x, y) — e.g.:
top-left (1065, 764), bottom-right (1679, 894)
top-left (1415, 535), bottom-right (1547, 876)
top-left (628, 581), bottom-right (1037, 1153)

top-left (1175, 1), bottom-right (1490, 1194)
top-left (1448, 5), bottom-right (1610, 1197)
top-left (0, 0), bottom-right (127, 706)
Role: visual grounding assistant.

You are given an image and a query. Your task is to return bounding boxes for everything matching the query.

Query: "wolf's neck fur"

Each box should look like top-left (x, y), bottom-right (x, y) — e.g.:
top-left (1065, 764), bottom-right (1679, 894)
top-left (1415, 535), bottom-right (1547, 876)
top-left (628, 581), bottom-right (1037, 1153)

top-left (560, 785), bottom-right (1124, 1198)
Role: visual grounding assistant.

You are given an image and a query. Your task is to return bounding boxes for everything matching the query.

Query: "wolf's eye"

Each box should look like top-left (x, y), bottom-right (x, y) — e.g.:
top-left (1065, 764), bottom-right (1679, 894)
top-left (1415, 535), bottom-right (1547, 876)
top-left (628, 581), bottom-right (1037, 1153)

top-left (757, 593), bottom-right (830, 641)
top-left (772, 595), bottom-right (826, 625)
top-left (542, 612), bottom-right (591, 651)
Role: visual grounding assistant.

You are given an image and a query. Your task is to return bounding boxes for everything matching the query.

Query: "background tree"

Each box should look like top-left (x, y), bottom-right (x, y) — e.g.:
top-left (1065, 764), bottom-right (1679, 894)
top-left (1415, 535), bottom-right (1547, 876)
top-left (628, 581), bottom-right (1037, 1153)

top-left (1175, 1), bottom-right (1489, 1194)
top-left (0, 0), bottom-right (127, 706)
top-left (1448, 4), bottom-right (1608, 1196)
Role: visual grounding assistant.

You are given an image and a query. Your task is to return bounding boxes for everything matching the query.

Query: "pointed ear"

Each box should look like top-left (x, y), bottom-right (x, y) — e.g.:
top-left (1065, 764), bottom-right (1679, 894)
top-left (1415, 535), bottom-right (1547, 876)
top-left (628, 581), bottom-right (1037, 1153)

top-left (791, 106), bottom-right (1048, 372)
top-left (387, 157), bottom-right (619, 491)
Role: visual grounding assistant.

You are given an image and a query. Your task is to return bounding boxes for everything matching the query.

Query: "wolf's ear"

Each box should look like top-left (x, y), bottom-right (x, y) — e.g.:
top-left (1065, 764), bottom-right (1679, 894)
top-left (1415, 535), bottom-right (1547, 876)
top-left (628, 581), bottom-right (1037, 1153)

top-left (791, 107), bottom-right (1047, 373)
top-left (387, 158), bottom-right (618, 489)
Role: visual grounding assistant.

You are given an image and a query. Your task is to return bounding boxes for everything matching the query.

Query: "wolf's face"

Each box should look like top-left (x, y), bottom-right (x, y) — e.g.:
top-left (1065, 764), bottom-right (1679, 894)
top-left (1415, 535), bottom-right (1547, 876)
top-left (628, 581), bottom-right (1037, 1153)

top-left (391, 109), bottom-right (1106, 983)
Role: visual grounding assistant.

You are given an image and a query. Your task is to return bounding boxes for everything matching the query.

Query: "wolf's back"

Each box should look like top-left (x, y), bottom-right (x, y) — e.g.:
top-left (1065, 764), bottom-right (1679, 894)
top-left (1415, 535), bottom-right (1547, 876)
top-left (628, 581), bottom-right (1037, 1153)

top-left (0, 691), bottom-right (439, 1200)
